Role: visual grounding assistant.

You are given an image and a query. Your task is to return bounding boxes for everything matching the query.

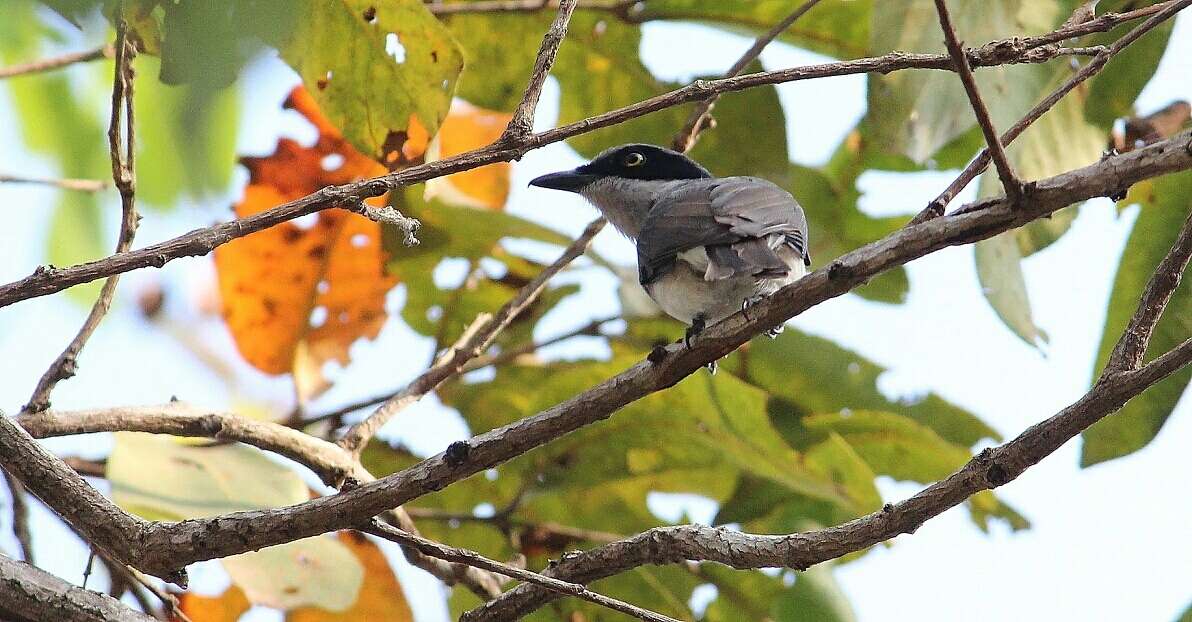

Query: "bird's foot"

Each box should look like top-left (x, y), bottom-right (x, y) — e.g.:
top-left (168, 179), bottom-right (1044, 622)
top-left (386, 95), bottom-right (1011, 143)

top-left (684, 314), bottom-right (707, 349)
top-left (741, 295), bottom-right (764, 320)
top-left (704, 359), bottom-right (718, 375)
top-left (765, 324), bottom-right (784, 339)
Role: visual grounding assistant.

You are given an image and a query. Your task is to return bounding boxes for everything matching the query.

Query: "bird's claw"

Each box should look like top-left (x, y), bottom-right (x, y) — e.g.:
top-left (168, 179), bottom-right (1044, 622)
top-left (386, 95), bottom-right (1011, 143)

top-left (684, 314), bottom-right (706, 349)
top-left (704, 360), bottom-right (718, 375)
top-left (741, 295), bottom-right (764, 321)
top-left (765, 325), bottom-right (784, 339)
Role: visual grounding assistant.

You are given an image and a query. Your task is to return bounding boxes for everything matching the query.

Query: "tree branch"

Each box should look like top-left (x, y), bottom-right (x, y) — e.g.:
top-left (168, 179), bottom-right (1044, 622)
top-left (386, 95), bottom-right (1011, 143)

top-left (336, 216), bottom-right (605, 456)
top-left (1103, 208), bottom-right (1192, 373)
top-left (2, 470), bottom-right (35, 565)
top-left (0, 45), bottom-right (113, 80)
top-left (0, 553), bottom-right (156, 622)
top-left (0, 174), bottom-right (109, 192)
top-left (17, 131), bottom-right (1179, 583)
top-left (501, 0), bottom-right (578, 140)
top-left (933, 0), bottom-right (1022, 202)
top-left (0, 8), bottom-right (1161, 309)
top-left (671, 0), bottom-right (823, 152)
top-left (23, 23), bottom-right (139, 413)
top-left (365, 519), bottom-right (679, 622)
top-left (426, 0), bottom-right (637, 16)
top-left (464, 290), bottom-right (1192, 621)
top-left (916, 0), bottom-right (1190, 222)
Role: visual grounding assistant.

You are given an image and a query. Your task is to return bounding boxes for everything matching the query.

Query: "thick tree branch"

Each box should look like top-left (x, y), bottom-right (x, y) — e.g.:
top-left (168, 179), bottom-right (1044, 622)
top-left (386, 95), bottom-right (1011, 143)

top-left (671, 0), bottom-right (823, 153)
top-left (933, 0), bottom-right (1022, 201)
top-left (0, 8), bottom-right (1163, 310)
top-left (365, 520), bottom-right (679, 622)
top-left (0, 553), bottom-right (155, 622)
top-left (917, 0), bottom-right (1190, 221)
top-left (1104, 209), bottom-right (1192, 374)
top-left (13, 131), bottom-right (1178, 583)
top-left (465, 297), bottom-right (1192, 621)
top-left (336, 216), bottom-right (605, 456)
top-left (23, 25), bottom-right (139, 413)
top-left (501, 0), bottom-right (578, 140)
top-left (0, 45), bottom-right (113, 80)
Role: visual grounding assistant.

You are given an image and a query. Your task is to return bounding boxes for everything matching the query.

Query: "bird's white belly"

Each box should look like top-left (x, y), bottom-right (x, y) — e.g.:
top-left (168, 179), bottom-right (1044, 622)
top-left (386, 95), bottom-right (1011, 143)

top-left (644, 253), bottom-right (806, 325)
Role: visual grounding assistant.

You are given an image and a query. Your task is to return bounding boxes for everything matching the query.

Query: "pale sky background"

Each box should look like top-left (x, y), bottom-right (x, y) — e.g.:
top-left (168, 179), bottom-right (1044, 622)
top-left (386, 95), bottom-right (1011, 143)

top-left (1, 9), bottom-right (1190, 622)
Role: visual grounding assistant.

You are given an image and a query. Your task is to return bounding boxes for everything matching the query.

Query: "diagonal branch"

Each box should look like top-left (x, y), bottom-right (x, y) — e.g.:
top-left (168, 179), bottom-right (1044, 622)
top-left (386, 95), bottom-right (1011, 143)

top-left (0, 174), bottom-right (108, 192)
top-left (915, 0), bottom-right (1191, 222)
top-left (501, 0), bottom-right (578, 140)
top-left (365, 519), bottom-right (680, 622)
top-left (23, 23), bottom-right (139, 413)
top-left (0, 3), bottom-right (1169, 310)
top-left (84, 131), bottom-right (1192, 581)
top-left (2, 470), bottom-right (35, 565)
top-left (0, 45), bottom-right (113, 80)
top-left (1103, 209), bottom-right (1192, 374)
top-left (670, 0), bottom-right (823, 152)
top-left (336, 216), bottom-right (605, 456)
top-left (0, 553), bottom-right (156, 622)
top-left (933, 0), bottom-right (1022, 201)
top-left (463, 239), bottom-right (1192, 621)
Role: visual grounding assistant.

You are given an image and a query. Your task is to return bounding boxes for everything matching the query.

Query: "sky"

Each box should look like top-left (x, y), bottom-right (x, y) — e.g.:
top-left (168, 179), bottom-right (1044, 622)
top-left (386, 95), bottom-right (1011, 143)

top-left (1, 9), bottom-right (1190, 622)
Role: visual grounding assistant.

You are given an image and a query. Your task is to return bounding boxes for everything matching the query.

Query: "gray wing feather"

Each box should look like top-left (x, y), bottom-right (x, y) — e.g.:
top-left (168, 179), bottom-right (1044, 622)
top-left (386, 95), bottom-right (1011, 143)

top-left (638, 177), bottom-right (809, 285)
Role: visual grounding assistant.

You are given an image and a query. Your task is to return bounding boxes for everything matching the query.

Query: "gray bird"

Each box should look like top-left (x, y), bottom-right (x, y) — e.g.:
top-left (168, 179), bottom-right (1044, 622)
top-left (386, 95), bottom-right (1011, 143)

top-left (529, 144), bottom-right (810, 360)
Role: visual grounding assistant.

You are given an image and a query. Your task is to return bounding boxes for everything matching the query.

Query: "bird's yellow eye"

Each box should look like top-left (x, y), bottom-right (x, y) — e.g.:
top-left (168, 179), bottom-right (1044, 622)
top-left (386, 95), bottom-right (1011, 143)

top-left (624, 152), bottom-right (645, 167)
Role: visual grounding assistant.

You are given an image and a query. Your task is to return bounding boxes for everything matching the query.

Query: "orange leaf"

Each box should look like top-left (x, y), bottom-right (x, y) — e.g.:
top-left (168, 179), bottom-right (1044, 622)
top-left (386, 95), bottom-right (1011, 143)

top-left (174, 585), bottom-right (251, 622)
top-left (424, 101), bottom-right (513, 210)
top-left (286, 532), bottom-right (414, 622)
top-left (215, 87), bottom-right (397, 399)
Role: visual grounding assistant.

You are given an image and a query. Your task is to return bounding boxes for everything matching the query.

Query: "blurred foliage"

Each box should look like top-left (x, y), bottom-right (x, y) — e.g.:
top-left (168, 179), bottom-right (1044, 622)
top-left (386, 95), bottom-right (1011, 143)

top-left (2, 0), bottom-right (1185, 618)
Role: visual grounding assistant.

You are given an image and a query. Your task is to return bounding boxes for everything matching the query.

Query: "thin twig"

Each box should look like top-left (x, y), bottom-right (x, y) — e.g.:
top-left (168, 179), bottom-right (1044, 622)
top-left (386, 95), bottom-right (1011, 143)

top-left (914, 0), bottom-right (1191, 222)
top-left (427, 0), bottom-right (636, 16)
top-left (671, 0), bottom-right (823, 152)
top-left (0, 174), bottom-right (109, 192)
top-left (0, 45), bottom-right (113, 80)
top-left (461, 315), bottom-right (619, 372)
top-left (933, 0), bottom-right (1023, 202)
top-left (0, 6), bottom-right (1169, 308)
top-left (336, 217), bottom-right (606, 455)
top-left (364, 519), bottom-right (680, 622)
top-left (22, 23), bottom-right (139, 413)
top-left (2, 470), bottom-right (35, 565)
top-left (404, 507), bottom-right (623, 543)
top-left (1103, 209), bottom-right (1192, 374)
top-left (502, 0), bottom-right (578, 139)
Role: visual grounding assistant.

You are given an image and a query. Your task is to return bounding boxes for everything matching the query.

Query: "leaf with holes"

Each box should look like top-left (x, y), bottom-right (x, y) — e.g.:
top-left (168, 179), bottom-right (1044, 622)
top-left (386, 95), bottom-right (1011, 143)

top-left (215, 87), bottom-right (397, 402)
top-left (274, 0), bottom-right (463, 159)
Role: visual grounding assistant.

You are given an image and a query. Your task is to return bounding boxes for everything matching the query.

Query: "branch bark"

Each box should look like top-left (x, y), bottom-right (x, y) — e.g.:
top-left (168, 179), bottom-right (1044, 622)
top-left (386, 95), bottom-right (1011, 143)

top-left (365, 520), bottom-right (680, 622)
top-left (5, 131), bottom-right (1179, 583)
top-left (501, 0), bottom-right (578, 140)
top-left (916, 0), bottom-right (1190, 221)
top-left (0, 553), bottom-right (156, 622)
top-left (0, 174), bottom-right (108, 192)
top-left (933, 0), bottom-right (1022, 201)
top-left (23, 23), bottom-right (139, 413)
top-left (461, 207), bottom-right (1192, 619)
top-left (0, 45), bottom-right (113, 80)
top-left (0, 6), bottom-right (1164, 309)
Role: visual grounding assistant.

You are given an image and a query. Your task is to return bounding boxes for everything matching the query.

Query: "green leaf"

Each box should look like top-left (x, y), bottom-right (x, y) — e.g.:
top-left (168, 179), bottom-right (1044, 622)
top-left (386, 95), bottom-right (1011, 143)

top-left (1084, 0), bottom-right (1176, 128)
top-left (1082, 170), bottom-right (1192, 466)
top-left (134, 56), bottom-right (239, 209)
top-left (974, 85), bottom-right (1104, 345)
top-left (635, 0), bottom-right (873, 60)
top-left (803, 410), bottom-right (971, 483)
top-left (865, 0), bottom-right (1063, 164)
top-left (274, 0), bottom-right (464, 158)
top-left (724, 326), bottom-right (998, 447)
top-left (153, 0), bottom-right (295, 87)
top-left (107, 433), bottom-right (363, 611)
top-left (775, 562), bottom-right (857, 622)
top-left (438, 11), bottom-right (547, 111)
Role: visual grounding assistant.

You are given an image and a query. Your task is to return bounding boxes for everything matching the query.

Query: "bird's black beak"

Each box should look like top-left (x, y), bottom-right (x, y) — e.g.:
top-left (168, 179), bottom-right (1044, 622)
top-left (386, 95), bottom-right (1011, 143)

top-left (528, 169), bottom-right (597, 193)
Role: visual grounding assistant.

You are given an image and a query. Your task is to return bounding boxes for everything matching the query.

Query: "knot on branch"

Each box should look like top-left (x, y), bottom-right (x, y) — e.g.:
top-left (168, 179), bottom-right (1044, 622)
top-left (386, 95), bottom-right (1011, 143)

top-left (445, 440), bottom-right (471, 466)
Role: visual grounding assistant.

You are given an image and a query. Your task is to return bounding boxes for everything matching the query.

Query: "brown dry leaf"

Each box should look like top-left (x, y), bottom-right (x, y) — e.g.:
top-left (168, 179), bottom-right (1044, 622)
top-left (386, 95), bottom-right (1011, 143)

top-left (215, 86), bottom-right (396, 400)
top-left (286, 532), bottom-right (414, 622)
top-left (411, 100), bottom-right (513, 210)
top-left (174, 585), bottom-right (251, 622)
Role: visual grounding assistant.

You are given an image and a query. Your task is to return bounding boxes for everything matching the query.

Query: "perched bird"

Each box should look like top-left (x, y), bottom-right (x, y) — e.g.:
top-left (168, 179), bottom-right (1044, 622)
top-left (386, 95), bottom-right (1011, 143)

top-left (530, 144), bottom-right (810, 364)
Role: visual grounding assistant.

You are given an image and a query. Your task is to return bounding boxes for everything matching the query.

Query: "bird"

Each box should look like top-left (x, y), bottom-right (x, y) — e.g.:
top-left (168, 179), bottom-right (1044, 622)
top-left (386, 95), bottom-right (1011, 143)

top-left (529, 144), bottom-right (810, 368)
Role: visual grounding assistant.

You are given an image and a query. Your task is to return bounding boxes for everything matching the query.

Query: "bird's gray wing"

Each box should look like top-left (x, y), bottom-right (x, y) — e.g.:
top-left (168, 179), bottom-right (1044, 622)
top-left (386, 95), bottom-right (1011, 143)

top-left (637, 177), bottom-right (810, 285)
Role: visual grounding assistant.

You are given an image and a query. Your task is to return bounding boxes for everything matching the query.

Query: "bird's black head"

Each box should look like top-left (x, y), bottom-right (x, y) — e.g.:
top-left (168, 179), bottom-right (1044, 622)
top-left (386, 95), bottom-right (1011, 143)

top-left (529, 143), bottom-right (712, 192)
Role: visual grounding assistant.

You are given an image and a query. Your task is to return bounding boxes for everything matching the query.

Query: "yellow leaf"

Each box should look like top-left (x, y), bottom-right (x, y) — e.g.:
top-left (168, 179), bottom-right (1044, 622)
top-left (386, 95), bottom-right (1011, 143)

top-left (174, 585), bottom-right (250, 622)
top-left (425, 100), bottom-right (513, 210)
top-left (287, 532), bottom-right (414, 622)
